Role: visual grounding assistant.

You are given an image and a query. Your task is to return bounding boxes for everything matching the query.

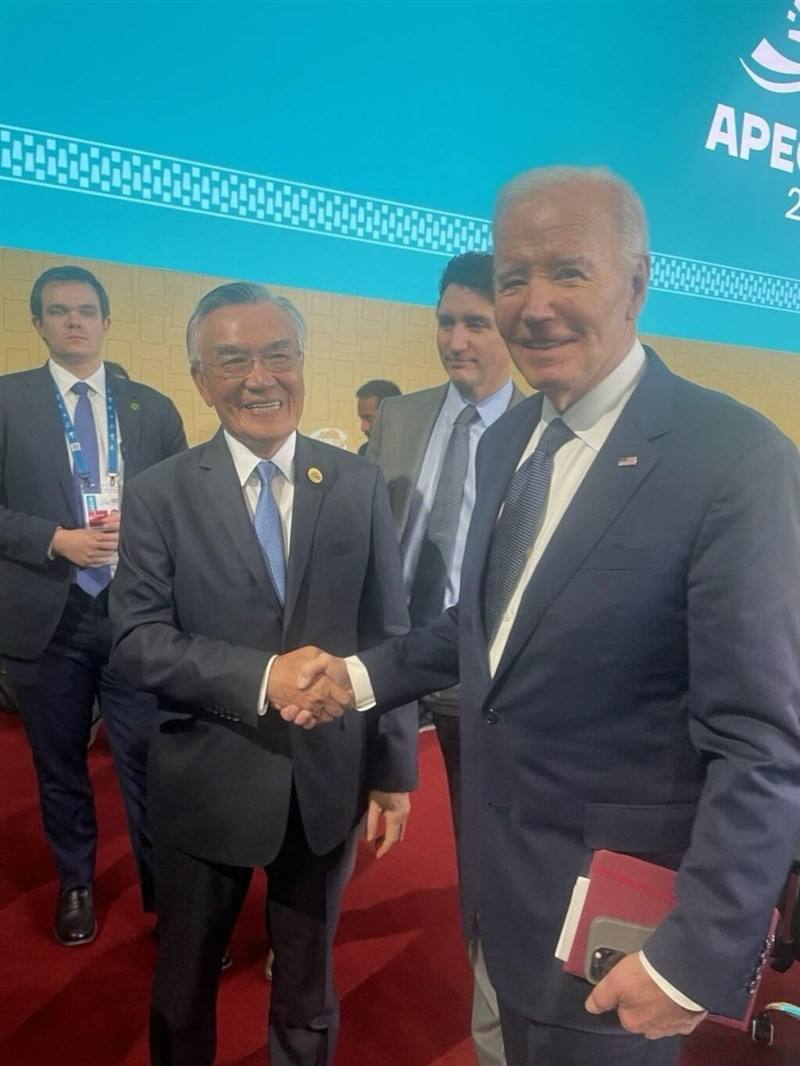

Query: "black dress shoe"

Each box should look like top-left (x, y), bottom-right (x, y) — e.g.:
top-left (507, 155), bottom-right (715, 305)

top-left (54, 887), bottom-right (97, 946)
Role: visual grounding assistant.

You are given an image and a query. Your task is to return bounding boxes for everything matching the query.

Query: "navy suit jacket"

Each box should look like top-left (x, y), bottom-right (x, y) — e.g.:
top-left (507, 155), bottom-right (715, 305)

top-left (0, 363), bottom-right (187, 659)
top-left (362, 349), bottom-right (800, 1027)
top-left (109, 430), bottom-right (418, 866)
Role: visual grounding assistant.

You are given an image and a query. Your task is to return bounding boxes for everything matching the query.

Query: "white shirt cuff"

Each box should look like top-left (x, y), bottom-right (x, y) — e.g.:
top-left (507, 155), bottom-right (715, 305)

top-left (258, 655), bottom-right (276, 716)
top-left (345, 655), bottom-right (376, 712)
top-left (639, 951), bottom-right (704, 1011)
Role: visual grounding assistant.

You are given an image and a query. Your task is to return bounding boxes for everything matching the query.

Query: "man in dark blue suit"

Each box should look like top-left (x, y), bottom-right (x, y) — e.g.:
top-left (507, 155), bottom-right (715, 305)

top-left (284, 167), bottom-right (800, 1066)
top-left (0, 265), bottom-right (187, 945)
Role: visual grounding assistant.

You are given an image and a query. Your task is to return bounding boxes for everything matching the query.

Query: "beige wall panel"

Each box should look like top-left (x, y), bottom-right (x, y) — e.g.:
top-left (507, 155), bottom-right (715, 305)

top-left (1, 249), bottom-right (797, 453)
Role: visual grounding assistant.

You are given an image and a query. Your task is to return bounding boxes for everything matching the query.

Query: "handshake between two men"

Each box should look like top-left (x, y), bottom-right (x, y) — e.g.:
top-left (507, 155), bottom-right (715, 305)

top-left (267, 646), bottom-right (354, 729)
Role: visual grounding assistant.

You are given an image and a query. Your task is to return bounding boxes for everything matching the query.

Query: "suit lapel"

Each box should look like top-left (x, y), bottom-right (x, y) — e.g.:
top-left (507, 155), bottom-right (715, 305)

top-left (284, 435), bottom-right (326, 629)
top-left (26, 365), bottom-right (81, 523)
top-left (110, 375), bottom-right (143, 474)
top-left (394, 386), bottom-right (447, 539)
top-left (489, 351), bottom-right (674, 695)
top-left (198, 431), bottom-right (281, 601)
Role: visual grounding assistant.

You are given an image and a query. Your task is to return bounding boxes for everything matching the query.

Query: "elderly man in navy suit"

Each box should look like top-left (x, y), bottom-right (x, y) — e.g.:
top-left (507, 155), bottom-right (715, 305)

top-left (0, 265), bottom-right (186, 946)
top-left (282, 166), bottom-right (800, 1066)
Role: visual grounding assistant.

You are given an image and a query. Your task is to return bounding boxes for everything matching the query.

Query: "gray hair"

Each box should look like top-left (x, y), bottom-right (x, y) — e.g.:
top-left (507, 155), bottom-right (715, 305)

top-left (494, 165), bottom-right (649, 266)
top-left (186, 281), bottom-right (307, 365)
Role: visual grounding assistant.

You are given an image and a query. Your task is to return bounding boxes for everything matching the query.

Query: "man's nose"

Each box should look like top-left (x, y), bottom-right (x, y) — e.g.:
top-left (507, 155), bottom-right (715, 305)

top-left (448, 323), bottom-right (469, 353)
top-left (521, 279), bottom-right (555, 321)
top-left (244, 356), bottom-right (278, 386)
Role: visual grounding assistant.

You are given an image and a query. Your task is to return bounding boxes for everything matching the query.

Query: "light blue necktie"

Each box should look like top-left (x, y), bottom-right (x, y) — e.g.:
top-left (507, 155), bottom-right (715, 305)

top-left (253, 460), bottom-right (286, 605)
top-left (71, 381), bottom-right (111, 597)
top-left (484, 418), bottom-right (574, 643)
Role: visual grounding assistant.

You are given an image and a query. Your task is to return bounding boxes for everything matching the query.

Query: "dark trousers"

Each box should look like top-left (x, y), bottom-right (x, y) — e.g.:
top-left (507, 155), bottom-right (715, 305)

top-left (5, 584), bottom-right (156, 909)
top-left (149, 796), bottom-right (360, 1066)
top-left (426, 702), bottom-right (462, 852)
top-left (498, 1002), bottom-right (681, 1066)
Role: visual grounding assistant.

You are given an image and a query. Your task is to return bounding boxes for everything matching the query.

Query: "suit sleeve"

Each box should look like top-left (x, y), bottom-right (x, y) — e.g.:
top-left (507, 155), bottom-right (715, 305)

top-left (644, 433), bottom-right (800, 1015)
top-left (0, 402), bottom-right (59, 568)
top-left (109, 478), bottom-right (269, 729)
top-left (359, 470), bottom-right (419, 792)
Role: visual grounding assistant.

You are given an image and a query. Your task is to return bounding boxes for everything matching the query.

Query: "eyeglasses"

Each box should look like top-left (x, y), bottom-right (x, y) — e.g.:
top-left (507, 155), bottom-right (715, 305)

top-left (202, 351), bottom-right (303, 379)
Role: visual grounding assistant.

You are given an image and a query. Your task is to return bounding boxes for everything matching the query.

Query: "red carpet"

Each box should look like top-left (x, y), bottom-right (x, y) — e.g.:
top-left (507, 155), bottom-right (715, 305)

top-left (1, 710), bottom-right (798, 1065)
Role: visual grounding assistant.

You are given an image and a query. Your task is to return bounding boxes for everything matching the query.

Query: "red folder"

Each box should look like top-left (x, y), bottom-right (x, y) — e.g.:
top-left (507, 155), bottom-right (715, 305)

top-left (563, 850), bottom-right (775, 1031)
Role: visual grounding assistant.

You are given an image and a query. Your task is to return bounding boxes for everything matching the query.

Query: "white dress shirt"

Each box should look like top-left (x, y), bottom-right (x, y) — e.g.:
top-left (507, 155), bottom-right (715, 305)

top-left (223, 430), bottom-right (295, 716)
top-left (48, 358), bottom-right (125, 494)
top-left (348, 340), bottom-right (704, 1012)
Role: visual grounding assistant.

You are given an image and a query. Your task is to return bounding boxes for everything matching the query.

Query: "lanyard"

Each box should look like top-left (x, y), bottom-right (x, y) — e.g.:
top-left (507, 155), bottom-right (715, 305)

top-left (53, 383), bottom-right (119, 486)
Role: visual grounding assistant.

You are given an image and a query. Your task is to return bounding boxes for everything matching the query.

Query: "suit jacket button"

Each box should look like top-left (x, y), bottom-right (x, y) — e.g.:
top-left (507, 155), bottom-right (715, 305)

top-left (746, 979), bottom-right (758, 994)
top-left (485, 708), bottom-right (499, 725)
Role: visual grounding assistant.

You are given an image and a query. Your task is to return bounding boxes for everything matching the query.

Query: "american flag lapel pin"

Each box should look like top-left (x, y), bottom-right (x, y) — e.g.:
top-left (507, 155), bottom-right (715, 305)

top-left (617, 456), bottom-right (638, 467)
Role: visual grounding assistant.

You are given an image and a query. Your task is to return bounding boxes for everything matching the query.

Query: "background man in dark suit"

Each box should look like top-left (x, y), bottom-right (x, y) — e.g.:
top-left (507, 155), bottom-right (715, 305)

top-left (366, 251), bottom-right (523, 1066)
top-left (0, 265), bottom-right (187, 946)
top-left (109, 282), bottom-right (417, 1066)
top-left (285, 167), bottom-right (800, 1066)
top-left (355, 378), bottom-right (401, 455)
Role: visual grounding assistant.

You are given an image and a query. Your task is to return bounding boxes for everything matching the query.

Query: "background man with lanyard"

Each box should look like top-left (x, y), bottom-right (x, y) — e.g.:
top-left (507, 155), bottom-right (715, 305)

top-left (0, 265), bottom-right (187, 946)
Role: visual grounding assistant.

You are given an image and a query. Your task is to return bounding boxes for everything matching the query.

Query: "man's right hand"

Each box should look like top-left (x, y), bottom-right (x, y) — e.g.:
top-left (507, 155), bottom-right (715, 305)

top-left (278, 649), bottom-right (354, 729)
top-left (268, 646), bottom-right (353, 726)
top-left (51, 524), bottom-right (119, 567)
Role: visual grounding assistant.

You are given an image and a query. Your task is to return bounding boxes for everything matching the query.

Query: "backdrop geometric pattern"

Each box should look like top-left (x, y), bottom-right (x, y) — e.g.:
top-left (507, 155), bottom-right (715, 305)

top-left (2, 124), bottom-right (799, 315)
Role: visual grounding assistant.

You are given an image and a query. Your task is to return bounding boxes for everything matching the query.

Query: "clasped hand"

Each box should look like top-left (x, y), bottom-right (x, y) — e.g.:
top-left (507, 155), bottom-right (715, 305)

top-left (267, 646), bottom-right (353, 727)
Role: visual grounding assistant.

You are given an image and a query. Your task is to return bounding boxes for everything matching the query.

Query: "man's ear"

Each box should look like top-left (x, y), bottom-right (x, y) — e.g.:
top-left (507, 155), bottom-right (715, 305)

top-left (627, 254), bottom-right (650, 320)
top-left (191, 364), bottom-right (215, 408)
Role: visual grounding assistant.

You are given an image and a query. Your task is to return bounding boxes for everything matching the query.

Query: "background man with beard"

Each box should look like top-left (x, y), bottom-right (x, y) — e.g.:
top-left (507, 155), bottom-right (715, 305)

top-left (109, 282), bottom-right (417, 1066)
top-left (284, 167), bottom-right (800, 1066)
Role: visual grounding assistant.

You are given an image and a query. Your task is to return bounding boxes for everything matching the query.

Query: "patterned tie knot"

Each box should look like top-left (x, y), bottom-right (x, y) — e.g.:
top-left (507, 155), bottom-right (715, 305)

top-left (71, 381), bottom-right (91, 397)
top-left (454, 404), bottom-right (479, 428)
top-left (537, 417), bottom-right (574, 457)
top-left (256, 459), bottom-right (278, 488)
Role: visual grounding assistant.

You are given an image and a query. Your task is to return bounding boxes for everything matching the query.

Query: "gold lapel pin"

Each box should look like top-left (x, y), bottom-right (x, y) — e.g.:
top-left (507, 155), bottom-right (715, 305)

top-left (307, 466), bottom-right (323, 484)
top-left (617, 456), bottom-right (638, 467)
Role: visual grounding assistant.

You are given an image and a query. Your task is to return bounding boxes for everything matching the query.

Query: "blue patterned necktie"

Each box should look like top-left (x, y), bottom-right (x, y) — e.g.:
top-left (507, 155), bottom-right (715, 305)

top-left (484, 417), bottom-right (575, 644)
top-left (254, 460), bottom-right (287, 605)
top-left (71, 381), bottom-right (111, 597)
top-left (409, 404), bottom-right (479, 625)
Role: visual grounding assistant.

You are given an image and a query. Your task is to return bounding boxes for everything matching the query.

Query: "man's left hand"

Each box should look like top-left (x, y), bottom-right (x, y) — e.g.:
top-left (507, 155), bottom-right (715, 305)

top-left (585, 953), bottom-right (707, 1039)
top-left (366, 791), bottom-right (410, 858)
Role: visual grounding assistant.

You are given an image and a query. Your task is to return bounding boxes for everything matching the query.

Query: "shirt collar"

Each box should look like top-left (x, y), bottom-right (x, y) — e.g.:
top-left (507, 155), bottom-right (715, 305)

top-left (48, 358), bottom-right (107, 398)
top-left (224, 429), bottom-right (297, 488)
top-left (444, 378), bottom-right (514, 427)
top-left (542, 340), bottom-right (647, 453)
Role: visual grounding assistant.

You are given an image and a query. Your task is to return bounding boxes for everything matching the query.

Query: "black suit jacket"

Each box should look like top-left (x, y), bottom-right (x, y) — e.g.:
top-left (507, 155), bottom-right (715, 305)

top-left (109, 430), bottom-right (418, 866)
top-left (362, 350), bottom-right (800, 1025)
top-left (0, 363), bottom-right (187, 659)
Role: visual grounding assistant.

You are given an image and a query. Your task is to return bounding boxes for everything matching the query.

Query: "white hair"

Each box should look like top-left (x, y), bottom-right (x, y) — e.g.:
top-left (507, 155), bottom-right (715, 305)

top-left (494, 165), bottom-right (649, 266)
top-left (186, 282), bottom-right (306, 366)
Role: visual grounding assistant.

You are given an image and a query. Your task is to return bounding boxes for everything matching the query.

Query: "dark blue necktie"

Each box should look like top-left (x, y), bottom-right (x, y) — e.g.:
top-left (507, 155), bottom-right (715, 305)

top-left (409, 404), bottom-right (479, 625)
top-left (254, 460), bottom-right (287, 605)
top-left (71, 381), bottom-right (111, 597)
top-left (484, 418), bottom-right (575, 644)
